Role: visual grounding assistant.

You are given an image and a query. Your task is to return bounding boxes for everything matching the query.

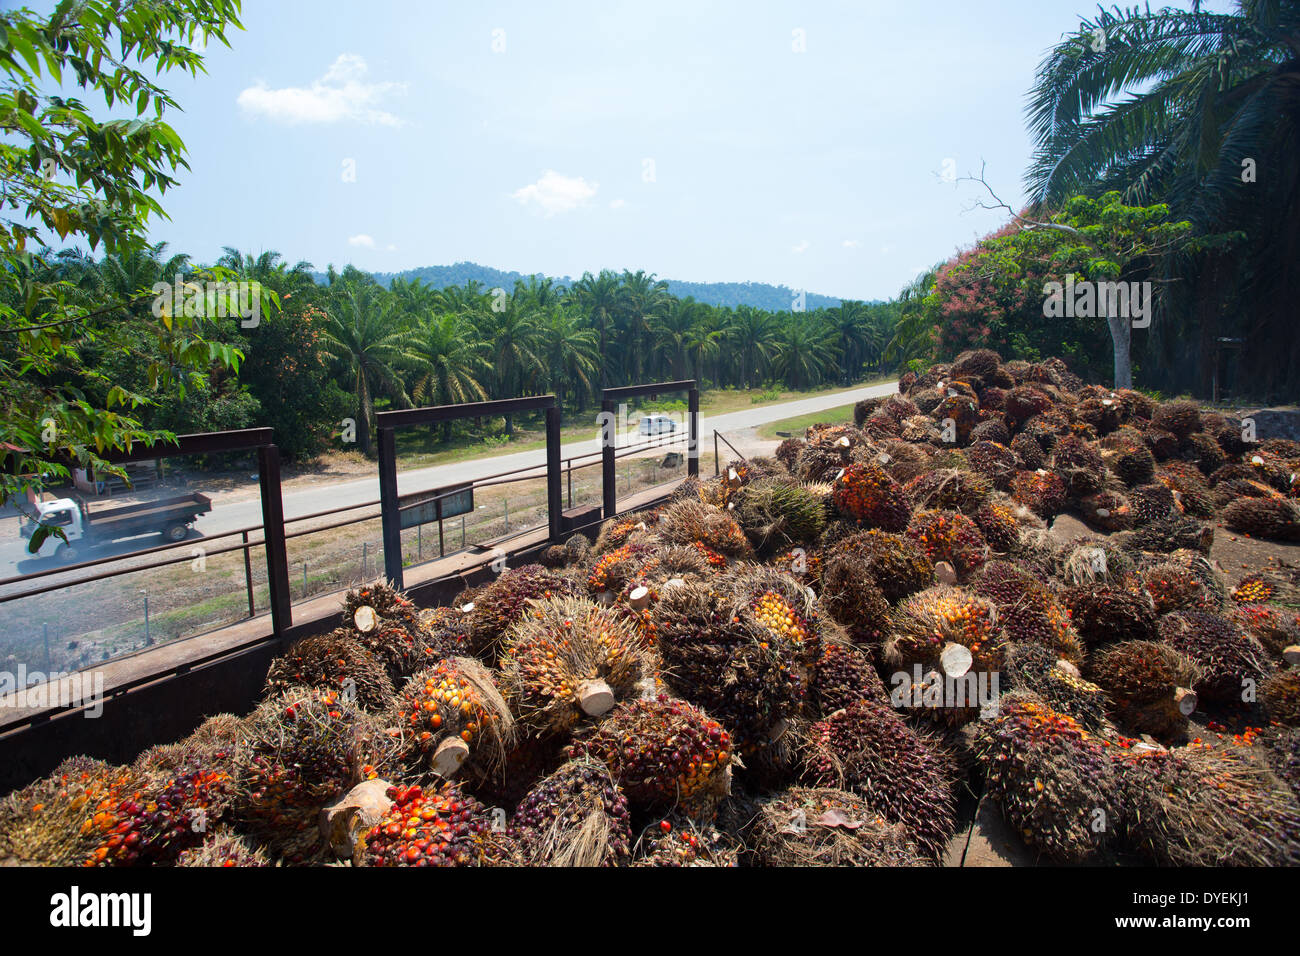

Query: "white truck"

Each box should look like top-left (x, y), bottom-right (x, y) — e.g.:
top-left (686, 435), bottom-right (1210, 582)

top-left (20, 492), bottom-right (213, 564)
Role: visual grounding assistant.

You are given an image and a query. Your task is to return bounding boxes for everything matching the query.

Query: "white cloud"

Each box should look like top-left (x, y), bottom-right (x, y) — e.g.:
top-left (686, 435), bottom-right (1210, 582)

top-left (348, 234), bottom-right (375, 248)
top-left (238, 54), bottom-right (406, 126)
top-left (386, 243), bottom-right (398, 252)
top-left (609, 198), bottom-right (626, 210)
top-left (791, 239), bottom-right (810, 254)
top-left (511, 170), bottom-right (598, 215)
top-left (842, 239), bottom-right (861, 248)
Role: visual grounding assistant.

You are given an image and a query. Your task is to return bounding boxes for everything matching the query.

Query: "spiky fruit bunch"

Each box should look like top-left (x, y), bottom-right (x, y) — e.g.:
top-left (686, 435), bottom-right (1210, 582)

top-left (775, 437), bottom-right (804, 471)
top-left (462, 564), bottom-right (583, 658)
top-left (1127, 514), bottom-right (1214, 555)
top-left (569, 695), bottom-right (732, 816)
top-left (359, 782), bottom-right (490, 867)
top-left (1078, 490), bottom-right (1133, 532)
top-left (1158, 463), bottom-right (1216, 518)
top-left (1063, 584), bottom-right (1157, 646)
top-left (509, 759), bottom-right (632, 866)
top-left (734, 479), bottom-right (829, 554)
top-left (650, 579), bottom-right (807, 750)
top-left (419, 606), bottom-right (473, 659)
top-left (343, 584), bottom-right (438, 679)
top-left (390, 657), bottom-right (514, 780)
top-left (903, 468), bottom-right (991, 513)
top-left (593, 517), bottom-right (642, 555)
top-left (1261, 668), bottom-right (1300, 726)
top-left (1010, 432), bottom-right (1047, 470)
top-left (905, 510), bottom-right (988, 578)
top-left (1158, 610), bottom-right (1273, 703)
top-left (969, 418), bottom-right (1012, 446)
top-left (658, 499), bottom-right (753, 556)
top-left (1004, 386), bottom-right (1054, 426)
top-left (826, 460), bottom-right (912, 529)
top-left (1161, 549), bottom-right (1228, 608)
top-left (1126, 483), bottom-right (1175, 525)
top-left (499, 596), bottom-right (645, 735)
top-left (1073, 396), bottom-right (1122, 435)
top-left (1231, 574), bottom-right (1275, 605)
top-left (1056, 540), bottom-right (1130, 585)
top-left (115, 763), bottom-right (237, 864)
top-left (1010, 469), bottom-right (1068, 518)
top-left (1004, 643), bottom-right (1109, 731)
top-left (796, 442), bottom-right (851, 482)
top-left (342, 582), bottom-right (422, 636)
top-left (263, 630), bottom-right (395, 712)
top-left (818, 551), bottom-right (891, 643)
top-left (743, 787), bottom-right (924, 866)
top-left (1115, 746), bottom-right (1300, 866)
top-left (1089, 641), bottom-right (1201, 738)
top-left (632, 814), bottom-right (739, 867)
top-left (1104, 437), bottom-right (1157, 486)
top-left (825, 529), bottom-right (933, 602)
top-left (1270, 728), bottom-right (1300, 799)
top-left (966, 440), bottom-right (1017, 489)
top-left (1222, 497), bottom-right (1300, 542)
top-left (176, 827), bottom-right (271, 867)
top-left (802, 699), bottom-right (956, 860)
top-left (1051, 434), bottom-right (1105, 497)
top-left (0, 757), bottom-right (148, 866)
top-left (885, 585), bottom-right (1004, 675)
top-left (587, 542), bottom-right (661, 595)
top-left (973, 694), bottom-right (1119, 863)
top-left (1141, 562), bottom-right (1214, 613)
top-left (1178, 432), bottom-right (1226, 475)
top-left (811, 641), bottom-right (889, 715)
top-left (1149, 399), bottom-right (1201, 438)
top-left (972, 561), bottom-right (1082, 662)
top-left (1233, 603), bottom-right (1300, 657)
top-left (234, 690), bottom-right (388, 861)
top-left (971, 498), bottom-right (1023, 551)
top-left (134, 713), bottom-right (240, 778)
top-left (730, 565), bottom-right (822, 656)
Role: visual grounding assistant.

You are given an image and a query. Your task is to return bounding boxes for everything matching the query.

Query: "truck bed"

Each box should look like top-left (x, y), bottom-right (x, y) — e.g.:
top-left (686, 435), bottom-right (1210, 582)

top-left (82, 492), bottom-right (212, 529)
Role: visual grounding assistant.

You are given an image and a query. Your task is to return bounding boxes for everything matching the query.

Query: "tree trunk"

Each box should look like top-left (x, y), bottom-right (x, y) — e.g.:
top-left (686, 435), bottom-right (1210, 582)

top-left (1108, 315), bottom-right (1132, 389)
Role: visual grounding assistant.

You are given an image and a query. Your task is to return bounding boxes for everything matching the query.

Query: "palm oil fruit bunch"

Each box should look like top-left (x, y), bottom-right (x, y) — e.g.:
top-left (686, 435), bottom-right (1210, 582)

top-left (1126, 514), bottom-right (1214, 554)
top-left (390, 657), bottom-right (515, 781)
top-left (905, 509), bottom-right (988, 578)
top-left (119, 762), bottom-right (237, 864)
top-left (650, 579), bottom-right (805, 752)
top-left (176, 827), bottom-right (271, 867)
top-left (632, 814), bottom-right (739, 867)
top-left (1078, 490), bottom-right (1133, 532)
top-left (734, 479), bottom-right (829, 555)
top-left (830, 462), bottom-right (911, 532)
top-left (885, 586), bottom-right (1004, 676)
top-left (729, 564), bottom-right (822, 657)
top-left (1114, 745), bottom-right (1300, 866)
top-left (658, 499), bottom-right (753, 557)
top-left (1141, 561), bottom-right (1214, 614)
top-left (343, 584), bottom-right (440, 678)
top-left (973, 693), bottom-right (1119, 864)
top-left (234, 690), bottom-right (387, 863)
top-left (568, 695), bottom-right (732, 817)
top-left (499, 595), bottom-right (645, 736)
top-left (1062, 584), bottom-right (1157, 646)
top-left (802, 699), bottom-right (956, 861)
top-left (817, 548), bottom-right (892, 643)
top-left (1158, 610), bottom-right (1273, 704)
top-left (1010, 469), bottom-right (1068, 518)
top-left (1222, 497), bottom-right (1300, 542)
top-left (358, 782), bottom-right (490, 867)
top-left (592, 516), bottom-right (642, 555)
top-left (1261, 668), bottom-right (1300, 726)
top-left (1088, 641), bottom-right (1201, 739)
top-left (1232, 602), bottom-right (1300, 658)
top-left (586, 542), bottom-right (661, 595)
top-left (262, 630), bottom-right (395, 712)
top-left (1158, 462), bottom-right (1216, 518)
top-left (342, 582), bottom-right (423, 637)
top-left (972, 498), bottom-right (1023, 551)
top-left (742, 786), bottom-right (924, 867)
top-left (971, 561), bottom-right (1082, 663)
top-left (461, 564), bottom-right (582, 658)
top-left (827, 528), bottom-right (934, 602)
top-left (810, 640), bottom-right (889, 716)
top-left (509, 758), bottom-right (631, 866)
top-left (1003, 643), bottom-right (1109, 731)
top-left (0, 757), bottom-right (147, 866)
top-left (966, 441), bottom-right (1018, 489)
top-left (1050, 433), bottom-right (1105, 498)
top-left (902, 468), bottom-right (991, 514)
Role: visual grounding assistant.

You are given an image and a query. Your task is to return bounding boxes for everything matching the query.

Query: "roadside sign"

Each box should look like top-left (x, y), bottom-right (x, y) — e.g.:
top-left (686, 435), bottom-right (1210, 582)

top-left (399, 483), bottom-right (473, 529)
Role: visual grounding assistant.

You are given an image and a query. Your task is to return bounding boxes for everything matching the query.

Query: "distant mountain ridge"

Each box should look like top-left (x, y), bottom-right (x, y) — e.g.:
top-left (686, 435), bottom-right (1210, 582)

top-left (316, 261), bottom-right (855, 311)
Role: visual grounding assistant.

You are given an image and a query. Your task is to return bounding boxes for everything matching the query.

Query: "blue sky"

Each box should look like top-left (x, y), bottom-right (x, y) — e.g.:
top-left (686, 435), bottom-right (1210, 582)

top-left (23, 0), bottom-right (1223, 301)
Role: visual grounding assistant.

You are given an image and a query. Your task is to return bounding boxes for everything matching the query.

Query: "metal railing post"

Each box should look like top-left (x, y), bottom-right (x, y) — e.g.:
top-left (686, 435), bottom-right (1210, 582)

top-left (688, 387), bottom-right (700, 477)
top-left (242, 530), bottom-right (255, 618)
top-left (257, 443), bottom-right (292, 636)
top-left (546, 405), bottom-right (563, 542)
top-left (601, 397), bottom-right (616, 519)
top-left (377, 426), bottom-right (403, 590)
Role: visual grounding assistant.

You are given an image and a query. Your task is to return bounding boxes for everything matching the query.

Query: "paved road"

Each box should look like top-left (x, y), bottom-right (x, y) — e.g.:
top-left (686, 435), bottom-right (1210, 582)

top-left (0, 381), bottom-right (896, 581)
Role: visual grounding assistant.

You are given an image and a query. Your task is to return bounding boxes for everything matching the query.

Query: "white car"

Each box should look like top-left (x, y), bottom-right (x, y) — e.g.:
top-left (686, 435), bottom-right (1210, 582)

top-left (638, 413), bottom-right (678, 436)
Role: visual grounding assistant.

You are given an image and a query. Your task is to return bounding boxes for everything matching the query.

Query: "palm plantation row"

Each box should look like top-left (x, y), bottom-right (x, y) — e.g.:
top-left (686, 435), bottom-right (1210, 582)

top-left (34, 247), bottom-right (900, 459)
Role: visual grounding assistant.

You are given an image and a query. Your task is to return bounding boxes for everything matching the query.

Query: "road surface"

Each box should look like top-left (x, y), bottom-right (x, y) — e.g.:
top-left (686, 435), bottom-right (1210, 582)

top-left (0, 381), bottom-right (896, 582)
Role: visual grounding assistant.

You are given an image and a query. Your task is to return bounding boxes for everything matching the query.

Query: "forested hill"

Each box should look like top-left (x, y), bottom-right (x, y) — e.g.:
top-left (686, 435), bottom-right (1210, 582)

top-left (317, 262), bottom-right (851, 311)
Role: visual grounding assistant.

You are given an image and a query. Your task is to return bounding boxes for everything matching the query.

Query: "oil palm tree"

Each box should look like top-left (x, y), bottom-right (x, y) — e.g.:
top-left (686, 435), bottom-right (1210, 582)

top-left (404, 312), bottom-right (490, 441)
top-left (724, 305), bottom-right (779, 388)
top-left (539, 308), bottom-right (599, 410)
top-left (570, 270), bottom-right (623, 389)
top-left (773, 315), bottom-right (836, 388)
top-left (320, 285), bottom-right (411, 455)
top-left (1025, 0), bottom-right (1300, 396)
